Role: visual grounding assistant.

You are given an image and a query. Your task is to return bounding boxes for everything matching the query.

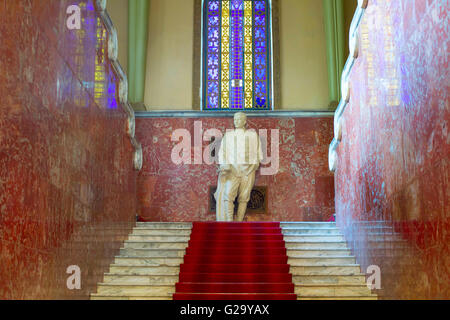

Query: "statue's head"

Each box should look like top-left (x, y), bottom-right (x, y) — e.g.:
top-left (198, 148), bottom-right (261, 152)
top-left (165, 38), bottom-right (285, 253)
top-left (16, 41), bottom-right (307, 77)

top-left (233, 112), bottom-right (247, 129)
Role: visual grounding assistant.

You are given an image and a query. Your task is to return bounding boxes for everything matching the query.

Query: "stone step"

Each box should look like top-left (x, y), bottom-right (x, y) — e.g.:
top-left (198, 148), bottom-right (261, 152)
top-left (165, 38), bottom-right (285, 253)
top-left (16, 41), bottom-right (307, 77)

top-left (283, 235), bottom-right (344, 241)
top-left (102, 274), bottom-right (179, 285)
top-left (280, 222), bottom-right (336, 228)
top-left (127, 235), bottom-right (191, 242)
top-left (288, 256), bottom-right (356, 266)
top-left (119, 248), bottom-right (186, 257)
top-left (114, 257), bottom-right (184, 266)
top-left (365, 226), bottom-right (394, 231)
top-left (295, 285), bottom-right (375, 297)
top-left (95, 284), bottom-right (174, 296)
top-left (357, 220), bottom-right (389, 225)
top-left (123, 241), bottom-right (189, 249)
top-left (292, 274), bottom-right (366, 285)
top-left (131, 229), bottom-right (192, 236)
top-left (91, 295), bottom-right (172, 300)
top-left (367, 232), bottom-right (398, 237)
top-left (67, 237), bottom-right (130, 243)
top-left (298, 296), bottom-right (377, 300)
top-left (285, 242), bottom-right (348, 249)
top-left (70, 231), bottom-right (130, 237)
top-left (366, 242), bottom-right (409, 249)
top-left (368, 239), bottom-right (407, 245)
top-left (287, 249), bottom-right (351, 257)
top-left (282, 228), bottom-right (342, 235)
top-left (136, 222), bottom-right (192, 229)
top-left (365, 231), bottom-right (403, 235)
top-left (75, 226), bottom-right (133, 230)
top-left (109, 265), bottom-right (180, 275)
top-left (290, 265), bottom-right (361, 276)
top-left (93, 221), bottom-right (380, 301)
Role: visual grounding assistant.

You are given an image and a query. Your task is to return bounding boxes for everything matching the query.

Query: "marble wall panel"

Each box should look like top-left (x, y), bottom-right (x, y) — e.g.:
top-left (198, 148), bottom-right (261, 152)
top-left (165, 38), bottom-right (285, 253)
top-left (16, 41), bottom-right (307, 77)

top-left (136, 117), bottom-right (335, 222)
top-left (335, 0), bottom-right (449, 299)
top-left (0, 0), bottom-right (137, 299)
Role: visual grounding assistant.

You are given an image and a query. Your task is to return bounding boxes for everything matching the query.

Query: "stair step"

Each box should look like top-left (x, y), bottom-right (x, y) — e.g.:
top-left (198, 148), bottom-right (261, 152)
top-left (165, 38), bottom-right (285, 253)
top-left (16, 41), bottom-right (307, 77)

top-left (173, 293), bottom-right (297, 300)
top-left (285, 242), bottom-right (348, 249)
top-left (131, 229), bottom-right (192, 236)
top-left (282, 228), bottom-right (341, 235)
top-left (179, 272), bottom-right (292, 283)
top-left (366, 241), bottom-right (409, 249)
top-left (188, 240), bottom-right (286, 248)
top-left (283, 235), bottom-right (344, 241)
top-left (186, 247), bottom-right (287, 255)
top-left (280, 222), bottom-right (336, 228)
top-left (180, 263), bottom-right (291, 273)
top-left (192, 226), bottom-right (282, 232)
top-left (290, 265), bottom-right (361, 275)
top-left (91, 295), bottom-right (172, 300)
top-left (288, 256), bottom-right (356, 266)
top-left (367, 236), bottom-right (406, 242)
top-left (298, 296), bottom-right (378, 300)
top-left (127, 235), bottom-right (191, 241)
top-left (114, 257), bottom-right (184, 266)
top-left (194, 222), bottom-right (280, 227)
top-left (96, 284), bottom-right (174, 296)
top-left (123, 241), bottom-right (189, 249)
top-left (102, 274), bottom-right (179, 285)
top-left (189, 234), bottom-right (284, 240)
top-left (119, 248), bottom-right (186, 257)
top-left (292, 274), bottom-right (366, 285)
top-left (287, 249), bottom-right (351, 257)
top-left (295, 285), bottom-right (375, 297)
top-left (109, 265), bottom-right (180, 275)
top-left (136, 222), bottom-right (193, 229)
top-left (189, 235), bottom-right (285, 240)
top-left (183, 254), bottom-right (288, 264)
top-left (175, 282), bottom-right (295, 293)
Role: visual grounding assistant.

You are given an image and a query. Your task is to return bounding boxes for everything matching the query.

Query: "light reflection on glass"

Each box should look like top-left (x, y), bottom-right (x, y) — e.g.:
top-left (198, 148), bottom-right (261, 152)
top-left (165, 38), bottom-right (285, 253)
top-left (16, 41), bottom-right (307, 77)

top-left (383, 3), bottom-right (400, 107)
top-left (94, 17), bottom-right (106, 106)
top-left (71, 1), bottom-right (117, 109)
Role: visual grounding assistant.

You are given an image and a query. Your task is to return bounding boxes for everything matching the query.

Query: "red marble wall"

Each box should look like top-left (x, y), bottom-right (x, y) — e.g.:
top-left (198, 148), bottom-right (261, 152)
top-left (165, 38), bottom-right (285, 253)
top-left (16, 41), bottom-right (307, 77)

top-left (0, 1), bottom-right (137, 299)
top-left (335, 0), bottom-right (449, 299)
top-left (136, 116), bottom-right (334, 222)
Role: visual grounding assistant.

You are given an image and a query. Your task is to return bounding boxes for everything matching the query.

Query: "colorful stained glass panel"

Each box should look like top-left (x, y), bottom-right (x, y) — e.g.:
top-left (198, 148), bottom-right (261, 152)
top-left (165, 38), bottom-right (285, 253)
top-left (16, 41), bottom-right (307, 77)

top-left (206, 0), bottom-right (221, 109)
top-left (203, 0), bottom-right (271, 111)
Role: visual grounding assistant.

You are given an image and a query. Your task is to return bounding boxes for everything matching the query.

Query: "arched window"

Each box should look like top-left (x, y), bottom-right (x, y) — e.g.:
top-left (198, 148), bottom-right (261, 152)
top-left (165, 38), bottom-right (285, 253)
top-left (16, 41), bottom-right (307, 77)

top-left (202, 0), bottom-right (272, 110)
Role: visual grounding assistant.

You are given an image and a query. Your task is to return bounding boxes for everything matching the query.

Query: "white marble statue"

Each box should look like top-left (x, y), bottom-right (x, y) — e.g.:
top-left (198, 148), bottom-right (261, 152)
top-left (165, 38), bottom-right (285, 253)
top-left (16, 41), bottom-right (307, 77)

top-left (214, 112), bottom-right (263, 221)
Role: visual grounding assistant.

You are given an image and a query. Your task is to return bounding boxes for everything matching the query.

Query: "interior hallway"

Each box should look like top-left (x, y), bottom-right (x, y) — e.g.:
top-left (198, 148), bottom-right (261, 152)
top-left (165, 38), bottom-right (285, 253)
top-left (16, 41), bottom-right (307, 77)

top-left (0, 0), bottom-right (448, 299)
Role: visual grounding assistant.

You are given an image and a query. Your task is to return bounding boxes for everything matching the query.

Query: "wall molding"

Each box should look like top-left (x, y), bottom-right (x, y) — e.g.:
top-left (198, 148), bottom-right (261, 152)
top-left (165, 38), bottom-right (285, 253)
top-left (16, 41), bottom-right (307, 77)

top-left (328, 0), bottom-right (368, 172)
top-left (95, 0), bottom-right (142, 171)
top-left (135, 110), bottom-right (334, 118)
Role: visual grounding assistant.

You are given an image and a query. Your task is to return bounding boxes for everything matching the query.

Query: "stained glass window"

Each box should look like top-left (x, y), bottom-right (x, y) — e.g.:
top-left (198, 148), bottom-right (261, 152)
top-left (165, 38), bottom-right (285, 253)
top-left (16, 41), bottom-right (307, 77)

top-left (203, 0), bottom-right (272, 110)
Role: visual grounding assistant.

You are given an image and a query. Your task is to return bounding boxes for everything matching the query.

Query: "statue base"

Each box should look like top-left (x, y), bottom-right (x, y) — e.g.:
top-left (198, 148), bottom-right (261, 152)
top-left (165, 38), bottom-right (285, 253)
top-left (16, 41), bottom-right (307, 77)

top-left (209, 186), bottom-right (268, 215)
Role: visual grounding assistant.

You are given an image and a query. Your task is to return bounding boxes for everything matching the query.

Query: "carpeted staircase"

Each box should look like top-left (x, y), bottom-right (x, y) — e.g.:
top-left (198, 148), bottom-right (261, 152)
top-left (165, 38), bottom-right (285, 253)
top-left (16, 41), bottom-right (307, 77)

top-left (173, 222), bottom-right (296, 300)
top-left (91, 222), bottom-right (192, 300)
top-left (281, 222), bottom-right (377, 300)
top-left (91, 221), bottom-right (377, 300)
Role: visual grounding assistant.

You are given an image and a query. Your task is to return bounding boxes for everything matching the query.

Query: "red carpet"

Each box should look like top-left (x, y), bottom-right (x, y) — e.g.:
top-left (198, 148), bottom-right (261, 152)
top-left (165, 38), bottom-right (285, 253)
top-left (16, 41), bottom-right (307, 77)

top-left (173, 222), bottom-right (297, 300)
